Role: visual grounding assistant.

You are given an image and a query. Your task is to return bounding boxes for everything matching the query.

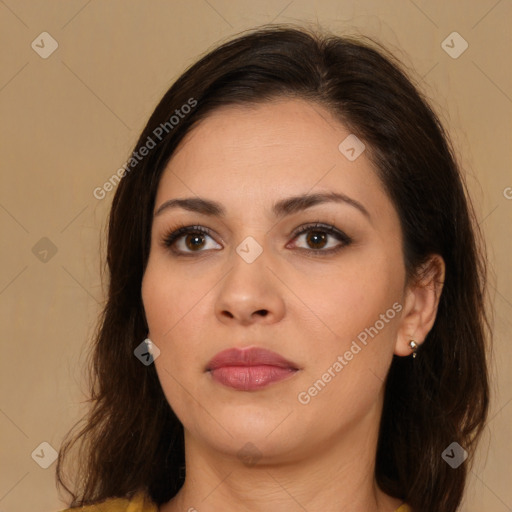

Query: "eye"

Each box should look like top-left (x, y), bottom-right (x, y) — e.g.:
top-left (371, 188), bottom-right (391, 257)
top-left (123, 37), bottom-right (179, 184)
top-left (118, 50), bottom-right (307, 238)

top-left (162, 224), bottom-right (221, 255)
top-left (289, 222), bottom-right (352, 255)
top-left (161, 222), bottom-right (352, 256)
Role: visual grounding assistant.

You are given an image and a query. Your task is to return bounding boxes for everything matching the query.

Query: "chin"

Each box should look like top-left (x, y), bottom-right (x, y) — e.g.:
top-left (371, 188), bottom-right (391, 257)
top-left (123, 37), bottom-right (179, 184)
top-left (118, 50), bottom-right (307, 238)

top-left (186, 413), bottom-right (302, 459)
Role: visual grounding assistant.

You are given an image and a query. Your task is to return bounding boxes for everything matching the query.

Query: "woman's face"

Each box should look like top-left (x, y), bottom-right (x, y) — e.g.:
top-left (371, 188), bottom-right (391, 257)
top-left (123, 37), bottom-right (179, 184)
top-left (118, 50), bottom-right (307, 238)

top-left (142, 99), bottom-right (408, 463)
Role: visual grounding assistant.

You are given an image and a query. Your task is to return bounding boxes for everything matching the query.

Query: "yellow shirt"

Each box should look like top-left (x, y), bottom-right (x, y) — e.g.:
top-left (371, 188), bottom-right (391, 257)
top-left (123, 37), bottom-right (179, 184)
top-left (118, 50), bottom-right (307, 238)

top-left (59, 491), bottom-right (412, 511)
top-left (58, 492), bottom-right (157, 512)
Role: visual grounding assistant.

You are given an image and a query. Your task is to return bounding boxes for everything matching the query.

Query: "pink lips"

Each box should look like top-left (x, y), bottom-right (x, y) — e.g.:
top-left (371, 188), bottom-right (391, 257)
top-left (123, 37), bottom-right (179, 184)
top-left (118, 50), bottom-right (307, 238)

top-left (206, 347), bottom-right (299, 391)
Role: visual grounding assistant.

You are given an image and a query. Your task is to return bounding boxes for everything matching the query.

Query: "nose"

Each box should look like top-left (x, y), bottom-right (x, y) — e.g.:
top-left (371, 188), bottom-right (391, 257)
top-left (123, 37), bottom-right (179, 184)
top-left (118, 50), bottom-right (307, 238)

top-left (214, 251), bottom-right (286, 326)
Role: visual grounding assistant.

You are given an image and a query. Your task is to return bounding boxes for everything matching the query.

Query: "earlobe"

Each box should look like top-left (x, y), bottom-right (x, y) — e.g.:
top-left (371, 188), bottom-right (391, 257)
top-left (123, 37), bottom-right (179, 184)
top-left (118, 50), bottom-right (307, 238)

top-left (394, 254), bottom-right (445, 357)
top-left (144, 336), bottom-right (156, 355)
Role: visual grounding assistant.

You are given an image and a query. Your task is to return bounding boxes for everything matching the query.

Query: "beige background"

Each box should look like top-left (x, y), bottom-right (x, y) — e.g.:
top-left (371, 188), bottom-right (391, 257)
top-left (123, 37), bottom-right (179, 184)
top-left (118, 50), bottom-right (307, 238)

top-left (0, 1), bottom-right (510, 511)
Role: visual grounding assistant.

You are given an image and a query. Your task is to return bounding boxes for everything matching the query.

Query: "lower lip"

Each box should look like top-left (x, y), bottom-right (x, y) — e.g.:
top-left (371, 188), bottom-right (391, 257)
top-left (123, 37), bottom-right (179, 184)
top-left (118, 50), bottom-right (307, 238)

top-left (209, 365), bottom-right (297, 391)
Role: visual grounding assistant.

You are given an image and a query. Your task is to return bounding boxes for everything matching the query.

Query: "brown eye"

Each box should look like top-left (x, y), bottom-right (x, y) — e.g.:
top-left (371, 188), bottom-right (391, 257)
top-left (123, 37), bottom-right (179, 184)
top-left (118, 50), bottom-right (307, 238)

top-left (291, 223), bottom-right (352, 255)
top-left (162, 222), bottom-right (352, 257)
top-left (184, 233), bottom-right (207, 251)
top-left (304, 230), bottom-right (328, 250)
top-left (162, 225), bottom-right (221, 255)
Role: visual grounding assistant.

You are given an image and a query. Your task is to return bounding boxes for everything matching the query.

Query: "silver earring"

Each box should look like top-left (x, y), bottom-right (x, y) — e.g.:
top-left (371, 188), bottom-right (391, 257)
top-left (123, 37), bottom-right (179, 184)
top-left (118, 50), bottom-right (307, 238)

top-left (144, 337), bottom-right (153, 354)
top-left (409, 340), bottom-right (418, 358)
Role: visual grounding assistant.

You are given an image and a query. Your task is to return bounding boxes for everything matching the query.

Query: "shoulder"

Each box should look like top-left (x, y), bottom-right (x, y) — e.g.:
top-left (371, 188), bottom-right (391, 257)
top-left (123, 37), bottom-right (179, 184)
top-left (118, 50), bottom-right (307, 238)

top-left (58, 491), bottom-right (158, 512)
top-left (394, 504), bottom-right (412, 512)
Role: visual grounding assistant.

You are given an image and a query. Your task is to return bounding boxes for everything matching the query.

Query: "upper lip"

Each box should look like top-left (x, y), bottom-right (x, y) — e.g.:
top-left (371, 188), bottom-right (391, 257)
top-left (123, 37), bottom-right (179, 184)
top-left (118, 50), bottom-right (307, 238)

top-left (206, 347), bottom-right (299, 371)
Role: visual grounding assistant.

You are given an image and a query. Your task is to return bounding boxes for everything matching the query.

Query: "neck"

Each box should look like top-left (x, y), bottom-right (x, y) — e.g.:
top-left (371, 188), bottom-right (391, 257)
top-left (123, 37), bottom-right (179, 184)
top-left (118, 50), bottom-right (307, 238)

top-left (161, 398), bottom-right (402, 512)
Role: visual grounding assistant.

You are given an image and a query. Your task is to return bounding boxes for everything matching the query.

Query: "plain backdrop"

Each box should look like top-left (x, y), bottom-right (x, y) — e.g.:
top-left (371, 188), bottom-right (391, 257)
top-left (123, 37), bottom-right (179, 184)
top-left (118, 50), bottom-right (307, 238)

top-left (0, 1), bottom-right (510, 511)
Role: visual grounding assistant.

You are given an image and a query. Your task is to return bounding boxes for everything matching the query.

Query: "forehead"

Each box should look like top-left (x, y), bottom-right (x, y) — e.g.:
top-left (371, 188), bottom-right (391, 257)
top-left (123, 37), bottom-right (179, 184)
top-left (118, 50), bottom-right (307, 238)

top-left (155, 99), bottom-right (396, 226)
top-left (168, 99), bottom-right (352, 172)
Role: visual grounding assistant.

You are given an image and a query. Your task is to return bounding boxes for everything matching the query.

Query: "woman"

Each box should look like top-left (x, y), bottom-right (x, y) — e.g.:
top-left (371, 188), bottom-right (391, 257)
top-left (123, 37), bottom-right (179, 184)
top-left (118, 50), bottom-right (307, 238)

top-left (56, 24), bottom-right (490, 512)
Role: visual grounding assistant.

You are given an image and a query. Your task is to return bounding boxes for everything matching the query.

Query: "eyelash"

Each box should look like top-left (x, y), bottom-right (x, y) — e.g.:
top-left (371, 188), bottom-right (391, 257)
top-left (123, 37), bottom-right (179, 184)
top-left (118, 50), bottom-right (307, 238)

top-left (161, 222), bottom-right (353, 257)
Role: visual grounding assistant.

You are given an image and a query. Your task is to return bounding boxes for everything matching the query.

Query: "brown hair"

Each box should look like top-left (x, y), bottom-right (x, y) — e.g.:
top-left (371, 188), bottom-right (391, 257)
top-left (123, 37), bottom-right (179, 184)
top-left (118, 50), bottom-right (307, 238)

top-left (56, 24), bottom-right (490, 512)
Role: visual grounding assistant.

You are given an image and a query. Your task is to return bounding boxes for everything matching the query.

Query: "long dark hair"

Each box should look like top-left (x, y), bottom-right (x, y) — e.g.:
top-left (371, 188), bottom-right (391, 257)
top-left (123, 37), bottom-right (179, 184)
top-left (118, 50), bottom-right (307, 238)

top-left (56, 24), bottom-right (490, 512)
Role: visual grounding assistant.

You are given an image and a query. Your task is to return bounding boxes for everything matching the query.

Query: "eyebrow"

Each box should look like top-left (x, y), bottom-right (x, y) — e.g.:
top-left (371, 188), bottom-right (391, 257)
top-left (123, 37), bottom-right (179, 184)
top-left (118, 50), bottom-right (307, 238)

top-left (154, 191), bottom-right (370, 220)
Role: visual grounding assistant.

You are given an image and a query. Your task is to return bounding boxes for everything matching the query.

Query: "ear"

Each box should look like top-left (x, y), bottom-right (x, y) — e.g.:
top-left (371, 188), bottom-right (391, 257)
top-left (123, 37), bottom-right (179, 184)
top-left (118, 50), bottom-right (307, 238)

top-left (394, 254), bottom-right (445, 357)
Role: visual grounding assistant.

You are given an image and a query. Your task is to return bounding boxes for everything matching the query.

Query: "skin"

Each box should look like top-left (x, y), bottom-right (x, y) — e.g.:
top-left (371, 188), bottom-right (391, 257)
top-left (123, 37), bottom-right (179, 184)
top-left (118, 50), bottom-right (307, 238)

top-left (141, 99), bottom-right (445, 512)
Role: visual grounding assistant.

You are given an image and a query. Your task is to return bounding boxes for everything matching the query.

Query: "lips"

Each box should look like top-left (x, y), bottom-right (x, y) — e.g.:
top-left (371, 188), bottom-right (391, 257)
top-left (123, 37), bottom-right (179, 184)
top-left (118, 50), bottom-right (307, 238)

top-left (206, 347), bottom-right (299, 391)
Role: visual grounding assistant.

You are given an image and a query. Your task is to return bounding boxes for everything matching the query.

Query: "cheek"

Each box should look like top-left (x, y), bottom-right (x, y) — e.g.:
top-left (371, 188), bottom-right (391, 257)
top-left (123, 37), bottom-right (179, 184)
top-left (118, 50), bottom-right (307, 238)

top-left (295, 249), bottom-right (403, 344)
top-left (294, 267), bottom-right (402, 423)
top-left (141, 255), bottom-right (225, 377)
top-left (289, 252), bottom-right (404, 418)
top-left (142, 260), bottom-right (208, 414)
top-left (142, 255), bottom-right (209, 338)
